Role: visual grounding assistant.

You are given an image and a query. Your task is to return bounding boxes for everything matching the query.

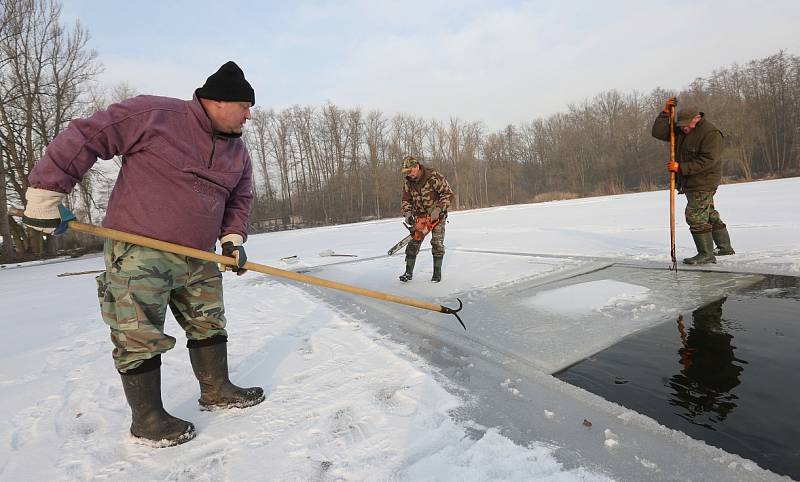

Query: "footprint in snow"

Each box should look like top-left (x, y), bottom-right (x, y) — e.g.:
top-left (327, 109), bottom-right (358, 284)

top-left (328, 407), bottom-right (372, 445)
top-left (373, 386), bottom-right (418, 417)
top-left (9, 395), bottom-right (60, 449)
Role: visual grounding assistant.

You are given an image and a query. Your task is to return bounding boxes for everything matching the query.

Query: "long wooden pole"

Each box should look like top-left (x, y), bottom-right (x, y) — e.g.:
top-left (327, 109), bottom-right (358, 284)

top-left (669, 105), bottom-right (678, 271)
top-left (8, 208), bottom-right (465, 329)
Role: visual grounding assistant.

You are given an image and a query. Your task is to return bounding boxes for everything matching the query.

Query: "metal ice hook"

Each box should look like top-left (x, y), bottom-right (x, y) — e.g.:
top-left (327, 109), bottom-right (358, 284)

top-left (440, 298), bottom-right (466, 330)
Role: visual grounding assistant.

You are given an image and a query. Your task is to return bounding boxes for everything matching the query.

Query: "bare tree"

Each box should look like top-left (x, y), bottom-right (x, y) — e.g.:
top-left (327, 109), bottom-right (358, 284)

top-left (264, 109), bottom-right (293, 221)
top-left (0, 0), bottom-right (34, 260)
top-left (746, 52), bottom-right (796, 174)
top-left (0, 0), bottom-right (100, 258)
top-left (245, 108), bottom-right (276, 210)
top-left (364, 109), bottom-right (386, 217)
top-left (244, 50), bottom-right (797, 232)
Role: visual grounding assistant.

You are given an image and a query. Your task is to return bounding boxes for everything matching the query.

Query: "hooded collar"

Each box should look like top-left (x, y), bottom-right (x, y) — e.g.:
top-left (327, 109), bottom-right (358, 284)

top-left (189, 94), bottom-right (213, 133)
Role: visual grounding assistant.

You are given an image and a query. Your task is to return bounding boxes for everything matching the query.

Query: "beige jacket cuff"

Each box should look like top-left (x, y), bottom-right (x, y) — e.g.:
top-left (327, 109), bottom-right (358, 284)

top-left (24, 187), bottom-right (66, 218)
top-left (220, 233), bottom-right (244, 246)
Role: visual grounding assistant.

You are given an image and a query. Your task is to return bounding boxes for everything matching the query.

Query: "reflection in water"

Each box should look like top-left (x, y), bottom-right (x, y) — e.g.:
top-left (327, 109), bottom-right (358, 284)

top-left (668, 298), bottom-right (746, 429)
top-left (555, 277), bottom-right (800, 479)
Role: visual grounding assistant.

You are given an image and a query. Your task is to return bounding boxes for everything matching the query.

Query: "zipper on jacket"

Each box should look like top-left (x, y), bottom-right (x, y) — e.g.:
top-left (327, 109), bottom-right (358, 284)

top-left (208, 133), bottom-right (216, 168)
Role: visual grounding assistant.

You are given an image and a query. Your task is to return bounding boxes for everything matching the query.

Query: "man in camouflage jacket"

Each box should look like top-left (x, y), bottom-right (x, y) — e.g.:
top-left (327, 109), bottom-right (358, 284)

top-left (652, 99), bottom-right (735, 265)
top-left (22, 61), bottom-right (264, 446)
top-left (399, 155), bottom-right (454, 282)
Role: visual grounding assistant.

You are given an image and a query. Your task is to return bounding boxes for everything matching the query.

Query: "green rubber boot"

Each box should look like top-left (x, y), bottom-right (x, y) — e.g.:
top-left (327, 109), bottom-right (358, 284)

top-left (120, 357), bottom-right (196, 447)
top-left (188, 336), bottom-right (265, 410)
top-left (431, 255), bottom-right (443, 283)
top-left (399, 255), bottom-right (416, 282)
top-left (683, 231), bottom-right (717, 265)
top-left (712, 226), bottom-right (735, 256)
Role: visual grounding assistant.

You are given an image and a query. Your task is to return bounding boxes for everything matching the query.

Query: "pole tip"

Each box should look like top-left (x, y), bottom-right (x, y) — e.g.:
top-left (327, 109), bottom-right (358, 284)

top-left (441, 298), bottom-right (466, 330)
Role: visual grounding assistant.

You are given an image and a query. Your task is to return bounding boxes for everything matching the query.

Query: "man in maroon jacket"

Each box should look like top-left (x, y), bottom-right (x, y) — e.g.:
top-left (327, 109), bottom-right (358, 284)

top-left (23, 61), bottom-right (264, 446)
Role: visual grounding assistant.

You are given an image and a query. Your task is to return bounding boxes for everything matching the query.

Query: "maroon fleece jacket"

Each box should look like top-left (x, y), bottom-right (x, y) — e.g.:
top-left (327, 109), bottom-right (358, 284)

top-left (28, 94), bottom-right (253, 250)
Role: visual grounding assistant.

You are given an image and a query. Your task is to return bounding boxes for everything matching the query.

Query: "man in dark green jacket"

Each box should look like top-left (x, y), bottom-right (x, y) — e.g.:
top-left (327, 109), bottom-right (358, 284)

top-left (652, 98), bottom-right (735, 264)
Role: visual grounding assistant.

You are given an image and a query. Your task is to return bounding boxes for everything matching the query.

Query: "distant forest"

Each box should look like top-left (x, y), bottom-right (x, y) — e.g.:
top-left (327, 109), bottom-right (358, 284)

top-left (2, 0), bottom-right (798, 261)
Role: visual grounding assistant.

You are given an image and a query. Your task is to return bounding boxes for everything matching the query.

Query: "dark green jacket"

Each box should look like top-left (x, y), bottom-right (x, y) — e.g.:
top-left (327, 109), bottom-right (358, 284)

top-left (652, 113), bottom-right (724, 193)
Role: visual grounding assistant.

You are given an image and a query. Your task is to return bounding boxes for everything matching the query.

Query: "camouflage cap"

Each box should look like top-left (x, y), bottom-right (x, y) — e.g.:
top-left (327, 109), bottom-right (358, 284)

top-left (676, 106), bottom-right (701, 127)
top-left (401, 155), bottom-right (419, 173)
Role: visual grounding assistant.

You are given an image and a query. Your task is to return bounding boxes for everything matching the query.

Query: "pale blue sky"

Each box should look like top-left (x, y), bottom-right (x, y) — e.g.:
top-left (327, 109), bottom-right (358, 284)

top-left (61, 0), bottom-right (799, 129)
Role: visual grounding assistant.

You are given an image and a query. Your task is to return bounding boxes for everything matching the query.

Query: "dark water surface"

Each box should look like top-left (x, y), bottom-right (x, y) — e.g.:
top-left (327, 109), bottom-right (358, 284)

top-left (556, 275), bottom-right (800, 480)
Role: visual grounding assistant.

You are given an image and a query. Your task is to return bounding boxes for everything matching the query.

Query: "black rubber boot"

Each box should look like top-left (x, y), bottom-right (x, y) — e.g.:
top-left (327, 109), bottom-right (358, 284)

top-left (431, 255), bottom-right (443, 283)
top-left (119, 356), bottom-right (196, 447)
top-left (683, 231), bottom-right (717, 265)
top-left (712, 226), bottom-right (735, 256)
top-left (188, 336), bottom-right (265, 410)
top-left (399, 255), bottom-right (416, 282)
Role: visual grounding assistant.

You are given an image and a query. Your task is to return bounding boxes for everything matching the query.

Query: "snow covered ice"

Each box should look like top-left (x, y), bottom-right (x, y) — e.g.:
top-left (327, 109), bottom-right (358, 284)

top-left (1, 177), bottom-right (798, 481)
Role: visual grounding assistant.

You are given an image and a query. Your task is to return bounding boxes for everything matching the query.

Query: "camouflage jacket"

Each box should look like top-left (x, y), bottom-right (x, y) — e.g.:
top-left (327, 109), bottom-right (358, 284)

top-left (652, 113), bottom-right (724, 193)
top-left (401, 165), bottom-right (453, 216)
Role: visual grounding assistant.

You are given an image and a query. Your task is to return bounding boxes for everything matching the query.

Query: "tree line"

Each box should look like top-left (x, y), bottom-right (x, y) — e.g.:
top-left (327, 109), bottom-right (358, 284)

top-left (2, 0), bottom-right (798, 261)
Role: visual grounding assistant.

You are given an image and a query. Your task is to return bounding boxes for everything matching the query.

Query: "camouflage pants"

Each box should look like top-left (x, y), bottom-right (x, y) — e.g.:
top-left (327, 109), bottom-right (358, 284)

top-left (685, 190), bottom-right (724, 233)
top-left (406, 217), bottom-right (446, 257)
top-left (96, 240), bottom-right (227, 372)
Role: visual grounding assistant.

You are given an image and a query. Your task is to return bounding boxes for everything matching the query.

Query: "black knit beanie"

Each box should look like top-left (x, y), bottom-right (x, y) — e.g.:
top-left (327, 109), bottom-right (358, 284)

top-left (196, 61), bottom-right (255, 105)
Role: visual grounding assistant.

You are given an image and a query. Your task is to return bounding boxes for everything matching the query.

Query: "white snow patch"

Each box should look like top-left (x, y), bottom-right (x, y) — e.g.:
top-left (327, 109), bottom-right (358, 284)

top-left (401, 428), bottom-right (613, 481)
top-left (604, 429), bottom-right (620, 449)
top-left (501, 378), bottom-right (523, 398)
top-left (521, 279), bottom-right (650, 316)
top-left (636, 455), bottom-right (659, 471)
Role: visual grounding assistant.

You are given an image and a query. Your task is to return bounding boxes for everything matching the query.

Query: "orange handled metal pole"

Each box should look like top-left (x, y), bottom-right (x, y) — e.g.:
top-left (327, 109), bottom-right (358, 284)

top-left (669, 105), bottom-right (678, 271)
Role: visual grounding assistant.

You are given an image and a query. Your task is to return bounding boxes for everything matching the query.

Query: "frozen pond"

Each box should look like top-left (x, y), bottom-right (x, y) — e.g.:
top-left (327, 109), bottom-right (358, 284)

top-left (300, 250), bottom-right (762, 374)
top-left (289, 250), bottom-right (782, 481)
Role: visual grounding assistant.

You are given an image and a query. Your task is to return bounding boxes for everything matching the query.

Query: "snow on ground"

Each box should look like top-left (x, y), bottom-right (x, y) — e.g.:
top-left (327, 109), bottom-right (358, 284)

top-left (1, 177), bottom-right (798, 481)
